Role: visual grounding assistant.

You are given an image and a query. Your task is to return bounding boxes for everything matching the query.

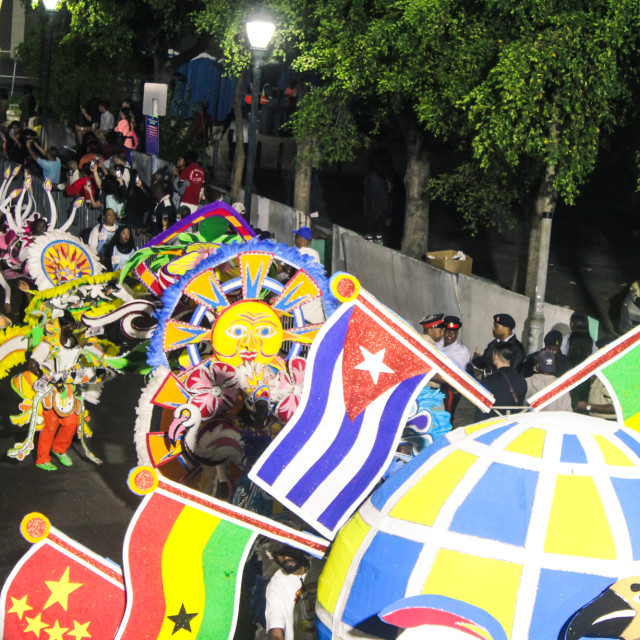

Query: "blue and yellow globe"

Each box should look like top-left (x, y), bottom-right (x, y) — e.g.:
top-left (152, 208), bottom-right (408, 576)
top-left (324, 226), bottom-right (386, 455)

top-left (317, 412), bottom-right (640, 639)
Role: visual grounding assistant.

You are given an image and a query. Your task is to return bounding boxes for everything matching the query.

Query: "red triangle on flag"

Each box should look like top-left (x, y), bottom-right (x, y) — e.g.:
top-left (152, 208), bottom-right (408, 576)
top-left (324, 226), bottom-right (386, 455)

top-left (342, 305), bottom-right (432, 420)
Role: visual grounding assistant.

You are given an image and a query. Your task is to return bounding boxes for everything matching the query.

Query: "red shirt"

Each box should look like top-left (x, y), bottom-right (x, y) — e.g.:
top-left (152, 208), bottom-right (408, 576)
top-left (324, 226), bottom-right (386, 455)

top-left (65, 176), bottom-right (96, 199)
top-left (179, 163), bottom-right (206, 206)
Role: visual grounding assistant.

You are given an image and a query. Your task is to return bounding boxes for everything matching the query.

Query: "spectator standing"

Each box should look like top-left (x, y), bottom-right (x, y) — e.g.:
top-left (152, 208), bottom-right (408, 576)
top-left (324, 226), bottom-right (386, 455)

top-left (104, 225), bottom-right (136, 272)
top-left (292, 226), bottom-right (320, 263)
top-left (419, 314), bottom-right (445, 349)
top-left (525, 350), bottom-right (572, 411)
top-left (94, 101), bottom-right (115, 141)
top-left (99, 174), bottom-right (127, 221)
top-left (88, 209), bottom-right (118, 261)
top-left (26, 140), bottom-right (61, 183)
top-left (441, 315), bottom-right (471, 421)
top-left (66, 164), bottom-right (102, 209)
top-left (170, 156), bottom-right (189, 208)
top-left (473, 313), bottom-right (526, 376)
top-left (575, 376), bottom-right (617, 421)
top-left (114, 107), bottom-right (138, 163)
top-left (179, 152), bottom-right (206, 213)
top-left (6, 121), bottom-right (27, 165)
top-left (521, 329), bottom-right (571, 378)
top-left (265, 545), bottom-right (317, 640)
top-left (146, 183), bottom-right (176, 236)
top-left (562, 311), bottom-right (596, 409)
top-left (124, 172), bottom-right (151, 233)
top-left (475, 342), bottom-right (527, 421)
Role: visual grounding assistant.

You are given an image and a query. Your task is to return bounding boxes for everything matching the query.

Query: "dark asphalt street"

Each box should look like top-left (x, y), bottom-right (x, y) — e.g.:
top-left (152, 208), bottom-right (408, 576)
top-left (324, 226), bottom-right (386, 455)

top-left (0, 373), bottom-right (144, 588)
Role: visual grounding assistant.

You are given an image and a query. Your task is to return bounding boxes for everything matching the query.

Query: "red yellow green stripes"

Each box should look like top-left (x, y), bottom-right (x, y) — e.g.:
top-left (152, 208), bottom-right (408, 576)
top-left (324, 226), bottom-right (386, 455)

top-left (118, 492), bottom-right (257, 640)
top-left (118, 493), bottom-right (184, 639)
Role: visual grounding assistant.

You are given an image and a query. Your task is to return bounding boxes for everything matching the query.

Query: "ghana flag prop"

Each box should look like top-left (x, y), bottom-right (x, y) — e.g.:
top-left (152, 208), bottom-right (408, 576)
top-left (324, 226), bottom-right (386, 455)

top-left (316, 411), bottom-right (640, 640)
top-left (528, 323), bottom-right (640, 427)
top-left (116, 466), bottom-right (328, 640)
top-left (249, 273), bottom-right (494, 540)
top-left (0, 512), bottom-right (126, 639)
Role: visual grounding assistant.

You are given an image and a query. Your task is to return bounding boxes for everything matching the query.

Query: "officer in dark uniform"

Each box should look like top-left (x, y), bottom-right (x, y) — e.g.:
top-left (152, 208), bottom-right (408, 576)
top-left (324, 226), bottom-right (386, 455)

top-left (474, 342), bottom-right (527, 421)
top-left (472, 313), bottom-right (526, 376)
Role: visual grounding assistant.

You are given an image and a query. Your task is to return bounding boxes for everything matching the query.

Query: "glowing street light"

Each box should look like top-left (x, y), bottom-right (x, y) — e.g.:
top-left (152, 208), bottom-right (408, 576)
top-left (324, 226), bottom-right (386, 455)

top-left (243, 14), bottom-right (276, 221)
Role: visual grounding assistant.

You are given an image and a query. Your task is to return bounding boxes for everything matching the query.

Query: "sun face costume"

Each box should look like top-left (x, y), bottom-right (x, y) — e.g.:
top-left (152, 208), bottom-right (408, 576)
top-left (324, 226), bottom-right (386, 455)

top-left (135, 237), bottom-right (337, 489)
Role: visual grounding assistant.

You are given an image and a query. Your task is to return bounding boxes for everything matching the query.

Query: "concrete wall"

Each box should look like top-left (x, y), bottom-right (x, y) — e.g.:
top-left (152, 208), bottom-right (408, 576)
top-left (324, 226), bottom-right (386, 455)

top-left (332, 225), bottom-right (574, 355)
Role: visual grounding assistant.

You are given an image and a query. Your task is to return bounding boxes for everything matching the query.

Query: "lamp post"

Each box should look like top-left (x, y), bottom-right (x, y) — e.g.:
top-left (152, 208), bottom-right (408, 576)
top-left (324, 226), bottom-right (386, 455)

top-left (40, 0), bottom-right (60, 146)
top-left (244, 15), bottom-right (275, 222)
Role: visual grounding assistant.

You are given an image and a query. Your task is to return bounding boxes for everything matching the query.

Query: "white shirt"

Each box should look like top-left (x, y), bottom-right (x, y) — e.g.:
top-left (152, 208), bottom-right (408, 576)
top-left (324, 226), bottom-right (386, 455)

top-left (297, 246), bottom-right (321, 263)
top-left (100, 110), bottom-right (115, 131)
top-left (88, 223), bottom-right (117, 255)
top-left (443, 340), bottom-right (471, 370)
top-left (265, 570), bottom-right (316, 640)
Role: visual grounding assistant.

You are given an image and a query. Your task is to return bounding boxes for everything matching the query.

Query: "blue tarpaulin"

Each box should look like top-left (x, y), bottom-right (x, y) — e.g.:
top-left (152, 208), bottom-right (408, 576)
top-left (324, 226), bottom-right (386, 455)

top-left (170, 53), bottom-right (236, 121)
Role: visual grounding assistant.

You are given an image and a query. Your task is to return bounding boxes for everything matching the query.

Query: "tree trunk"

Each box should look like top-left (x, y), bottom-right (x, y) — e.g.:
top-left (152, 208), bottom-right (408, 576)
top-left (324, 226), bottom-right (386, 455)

top-left (525, 165), bottom-right (557, 298)
top-left (230, 72), bottom-right (247, 202)
top-left (525, 164), bottom-right (557, 352)
top-left (294, 136), bottom-right (312, 222)
top-left (399, 115), bottom-right (430, 259)
top-left (293, 82), bottom-right (312, 224)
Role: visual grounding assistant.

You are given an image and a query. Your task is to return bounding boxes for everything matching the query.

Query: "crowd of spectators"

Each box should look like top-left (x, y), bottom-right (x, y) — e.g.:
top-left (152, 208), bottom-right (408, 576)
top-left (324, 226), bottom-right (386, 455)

top-left (1, 95), bottom-right (210, 257)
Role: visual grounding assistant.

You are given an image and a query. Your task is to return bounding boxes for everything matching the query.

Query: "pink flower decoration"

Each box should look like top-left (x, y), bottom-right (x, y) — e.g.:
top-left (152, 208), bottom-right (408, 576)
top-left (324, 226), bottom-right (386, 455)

top-left (275, 357), bottom-right (306, 423)
top-left (184, 361), bottom-right (239, 421)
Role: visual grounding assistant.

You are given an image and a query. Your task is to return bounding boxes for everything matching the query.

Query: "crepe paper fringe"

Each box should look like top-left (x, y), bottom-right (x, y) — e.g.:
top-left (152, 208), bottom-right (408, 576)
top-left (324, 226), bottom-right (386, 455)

top-left (0, 325), bottom-right (32, 379)
top-left (24, 272), bottom-right (122, 324)
top-left (147, 239), bottom-right (338, 370)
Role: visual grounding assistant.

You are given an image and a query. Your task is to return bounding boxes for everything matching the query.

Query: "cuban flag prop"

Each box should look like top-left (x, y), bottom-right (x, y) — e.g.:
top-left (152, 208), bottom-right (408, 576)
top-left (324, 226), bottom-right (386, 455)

top-left (250, 275), bottom-right (493, 539)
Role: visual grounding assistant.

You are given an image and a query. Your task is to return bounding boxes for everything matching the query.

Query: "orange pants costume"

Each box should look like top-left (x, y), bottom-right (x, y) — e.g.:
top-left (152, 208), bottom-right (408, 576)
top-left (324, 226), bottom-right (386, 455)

top-left (36, 408), bottom-right (78, 465)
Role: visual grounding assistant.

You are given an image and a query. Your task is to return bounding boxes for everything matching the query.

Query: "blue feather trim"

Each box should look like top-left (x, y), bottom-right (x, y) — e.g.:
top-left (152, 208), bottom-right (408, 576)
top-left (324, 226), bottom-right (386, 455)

top-left (148, 239), bottom-right (338, 369)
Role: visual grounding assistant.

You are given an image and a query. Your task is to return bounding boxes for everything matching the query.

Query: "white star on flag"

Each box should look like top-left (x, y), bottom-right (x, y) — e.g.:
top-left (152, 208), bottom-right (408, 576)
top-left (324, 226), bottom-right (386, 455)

top-left (354, 346), bottom-right (394, 384)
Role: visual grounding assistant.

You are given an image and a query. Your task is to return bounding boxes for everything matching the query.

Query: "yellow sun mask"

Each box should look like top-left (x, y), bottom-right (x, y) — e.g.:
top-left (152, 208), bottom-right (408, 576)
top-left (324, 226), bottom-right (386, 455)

top-left (211, 300), bottom-right (283, 368)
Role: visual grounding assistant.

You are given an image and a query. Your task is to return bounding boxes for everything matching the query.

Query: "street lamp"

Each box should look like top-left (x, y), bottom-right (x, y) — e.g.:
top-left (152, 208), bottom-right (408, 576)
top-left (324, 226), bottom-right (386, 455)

top-left (40, 0), bottom-right (61, 146)
top-left (244, 14), bottom-right (276, 221)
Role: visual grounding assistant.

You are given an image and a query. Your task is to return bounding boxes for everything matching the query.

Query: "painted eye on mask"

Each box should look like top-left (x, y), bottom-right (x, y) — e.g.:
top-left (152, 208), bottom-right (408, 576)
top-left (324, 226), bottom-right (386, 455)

top-left (226, 325), bottom-right (248, 339)
top-left (256, 325), bottom-right (277, 339)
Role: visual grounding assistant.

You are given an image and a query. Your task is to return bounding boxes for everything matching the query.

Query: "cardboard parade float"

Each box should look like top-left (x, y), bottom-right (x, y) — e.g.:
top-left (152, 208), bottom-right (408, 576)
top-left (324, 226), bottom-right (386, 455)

top-left (3, 196), bottom-right (640, 638)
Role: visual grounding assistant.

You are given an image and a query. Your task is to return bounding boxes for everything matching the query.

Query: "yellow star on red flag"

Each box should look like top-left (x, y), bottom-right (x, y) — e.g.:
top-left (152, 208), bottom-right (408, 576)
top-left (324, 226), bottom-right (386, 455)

top-left (44, 619), bottom-right (68, 640)
top-left (8, 594), bottom-right (32, 619)
top-left (23, 611), bottom-right (49, 636)
top-left (68, 620), bottom-right (92, 639)
top-left (43, 566), bottom-right (82, 611)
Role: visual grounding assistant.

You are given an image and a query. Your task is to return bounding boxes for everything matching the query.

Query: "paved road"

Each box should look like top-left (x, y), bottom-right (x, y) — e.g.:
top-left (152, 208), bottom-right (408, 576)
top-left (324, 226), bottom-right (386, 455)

top-left (0, 373), bottom-right (144, 588)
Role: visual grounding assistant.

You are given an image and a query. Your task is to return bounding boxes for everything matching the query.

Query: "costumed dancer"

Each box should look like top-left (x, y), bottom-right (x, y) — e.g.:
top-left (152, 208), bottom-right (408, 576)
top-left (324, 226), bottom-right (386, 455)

top-left (26, 311), bottom-right (107, 470)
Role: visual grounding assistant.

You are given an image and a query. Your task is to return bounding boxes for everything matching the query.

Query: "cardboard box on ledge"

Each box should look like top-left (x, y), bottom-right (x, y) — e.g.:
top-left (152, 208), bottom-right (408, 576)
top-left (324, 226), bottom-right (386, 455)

top-left (425, 250), bottom-right (473, 276)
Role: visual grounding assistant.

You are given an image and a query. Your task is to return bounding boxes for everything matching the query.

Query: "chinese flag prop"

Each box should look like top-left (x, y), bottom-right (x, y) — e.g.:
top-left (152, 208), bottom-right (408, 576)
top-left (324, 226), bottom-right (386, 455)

top-left (115, 466), bottom-right (328, 640)
top-left (0, 512), bottom-right (126, 639)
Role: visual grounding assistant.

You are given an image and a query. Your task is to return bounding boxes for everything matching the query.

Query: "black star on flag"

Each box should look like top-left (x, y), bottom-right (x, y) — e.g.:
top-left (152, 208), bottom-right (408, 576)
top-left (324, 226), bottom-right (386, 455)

top-left (167, 603), bottom-right (198, 634)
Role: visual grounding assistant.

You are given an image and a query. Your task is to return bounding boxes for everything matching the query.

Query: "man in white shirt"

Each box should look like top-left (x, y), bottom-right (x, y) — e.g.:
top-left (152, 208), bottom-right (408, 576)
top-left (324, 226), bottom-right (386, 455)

top-left (292, 226), bottom-right (321, 263)
top-left (441, 315), bottom-right (471, 421)
top-left (265, 545), bottom-right (317, 640)
top-left (442, 315), bottom-right (471, 370)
